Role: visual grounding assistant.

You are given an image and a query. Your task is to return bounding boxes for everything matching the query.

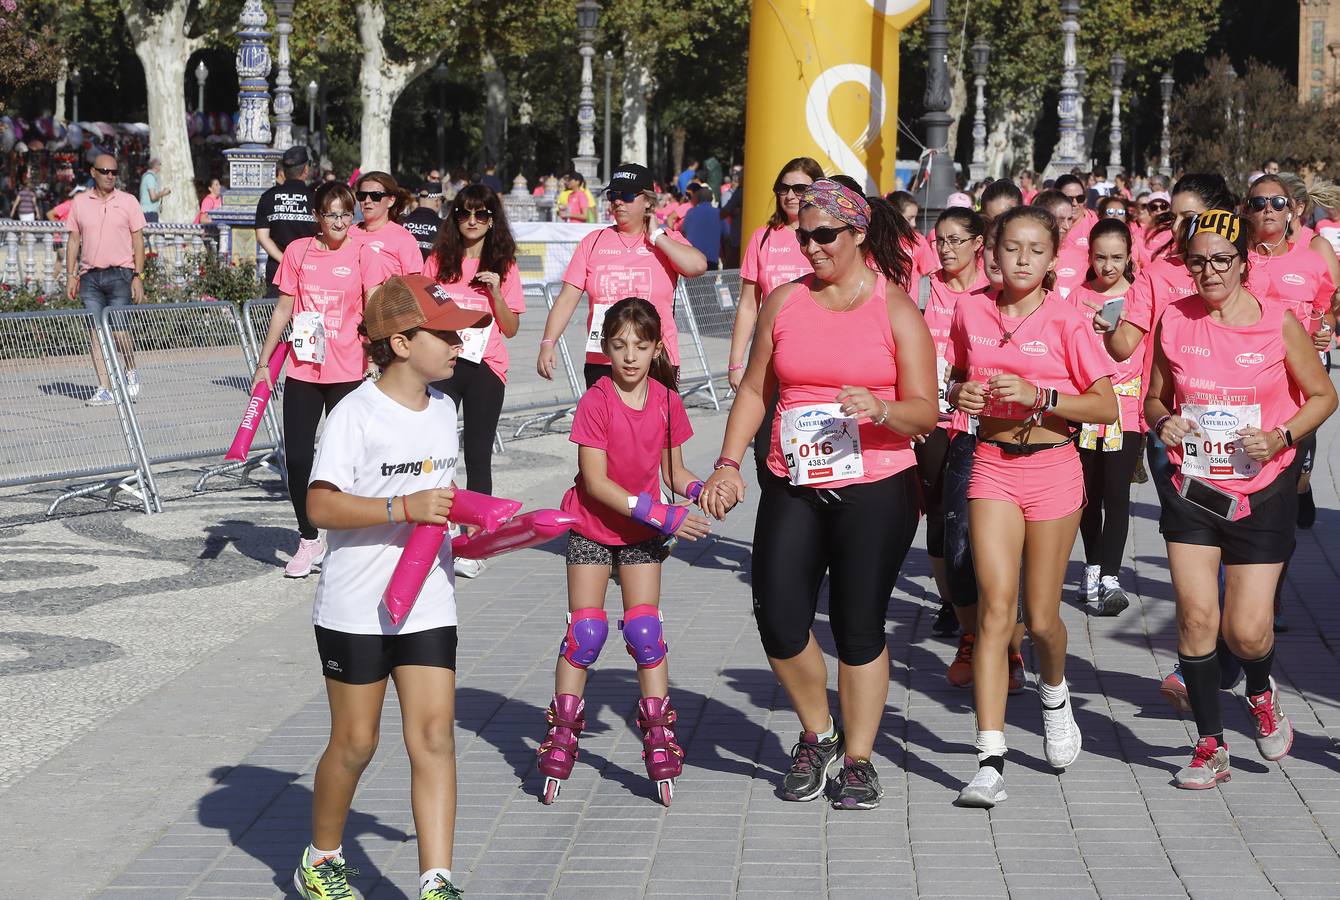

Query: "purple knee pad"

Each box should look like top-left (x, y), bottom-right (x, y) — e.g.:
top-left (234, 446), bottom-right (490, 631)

top-left (621, 604), bottom-right (667, 668)
top-left (560, 608), bottom-right (608, 669)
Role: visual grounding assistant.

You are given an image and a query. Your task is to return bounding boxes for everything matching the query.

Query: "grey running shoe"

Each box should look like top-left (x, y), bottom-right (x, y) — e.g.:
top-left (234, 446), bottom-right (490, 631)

top-left (1173, 736), bottom-right (1230, 789)
top-left (125, 369), bottom-right (141, 398)
top-left (957, 766), bottom-right (1007, 807)
top-left (781, 727), bottom-right (843, 801)
top-left (1097, 577), bottom-right (1130, 616)
top-left (1080, 565), bottom-right (1100, 603)
top-left (85, 386), bottom-right (115, 406)
top-left (829, 755), bottom-right (883, 810)
top-left (1246, 676), bottom-right (1294, 761)
top-left (1041, 694), bottom-right (1082, 769)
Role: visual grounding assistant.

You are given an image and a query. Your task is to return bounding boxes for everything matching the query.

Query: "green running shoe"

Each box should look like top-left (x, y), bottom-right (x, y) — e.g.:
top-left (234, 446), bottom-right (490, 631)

top-left (293, 847), bottom-right (358, 900)
top-left (421, 871), bottom-right (465, 899)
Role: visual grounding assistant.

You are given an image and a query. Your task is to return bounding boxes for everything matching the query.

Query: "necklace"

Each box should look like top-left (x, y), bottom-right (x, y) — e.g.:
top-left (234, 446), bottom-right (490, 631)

top-left (996, 295), bottom-right (1045, 346)
top-left (823, 272), bottom-right (866, 312)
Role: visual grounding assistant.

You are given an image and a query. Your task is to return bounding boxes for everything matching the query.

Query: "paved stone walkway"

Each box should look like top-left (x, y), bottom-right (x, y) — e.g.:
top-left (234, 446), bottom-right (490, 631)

top-left (4, 407), bottom-right (1340, 899)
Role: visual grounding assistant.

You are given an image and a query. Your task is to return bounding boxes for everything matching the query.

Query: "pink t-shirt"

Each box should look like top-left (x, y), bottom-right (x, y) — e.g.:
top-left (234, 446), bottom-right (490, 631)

top-left (1314, 218), bottom-right (1340, 255)
top-left (563, 226), bottom-right (691, 365)
top-left (1246, 241), bottom-right (1335, 335)
top-left (353, 221), bottom-right (424, 279)
top-left (1159, 294), bottom-right (1299, 513)
top-left (946, 290), bottom-right (1114, 421)
top-left (925, 270), bottom-right (991, 429)
top-left (561, 377), bottom-right (693, 545)
top-left (420, 255), bottom-right (526, 383)
top-left (740, 224), bottom-right (812, 299)
top-left (67, 188), bottom-right (146, 273)
top-left (50, 199), bottom-right (73, 222)
top-left (1123, 256), bottom-right (1196, 431)
top-left (1053, 241), bottom-right (1089, 300)
top-left (1069, 284), bottom-right (1143, 430)
top-left (766, 275), bottom-right (917, 488)
top-left (563, 190), bottom-right (591, 222)
top-left (275, 236), bottom-right (384, 384)
top-left (194, 194), bottom-right (222, 224)
top-left (904, 230), bottom-right (942, 291)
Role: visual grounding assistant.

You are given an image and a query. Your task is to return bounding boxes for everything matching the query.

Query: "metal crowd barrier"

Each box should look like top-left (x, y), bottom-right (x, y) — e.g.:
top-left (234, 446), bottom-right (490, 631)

top-left (506, 283), bottom-right (584, 437)
top-left (676, 269), bottom-right (742, 405)
top-left (0, 308), bottom-right (159, 515)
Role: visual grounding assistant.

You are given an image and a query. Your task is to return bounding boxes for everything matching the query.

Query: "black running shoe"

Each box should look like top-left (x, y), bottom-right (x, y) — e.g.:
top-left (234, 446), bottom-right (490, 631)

top-left (782, 728), bottom-right (844, 801)
top-left (931, 602), bottom-right (959, 638)
top-left (829, 755), bottom-right (884, 810)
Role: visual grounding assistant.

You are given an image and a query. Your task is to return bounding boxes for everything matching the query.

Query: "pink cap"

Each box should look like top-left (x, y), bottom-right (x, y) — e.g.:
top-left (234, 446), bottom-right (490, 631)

top-left (947, 192), bottom-right (973, 209)
top-left (1148, 191), bottom-right (1171, 204)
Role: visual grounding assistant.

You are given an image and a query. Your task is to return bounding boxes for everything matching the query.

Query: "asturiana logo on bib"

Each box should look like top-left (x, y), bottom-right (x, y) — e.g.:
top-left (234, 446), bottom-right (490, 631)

top-left (1282, 273), bottom-right (1305, 286)
top-left (1020, 340), bottom-right (1048, 357)
top-left (1198, 409), bottom-right (1239, 431)
top-left (380, 455), bottom-right (456, 476)
top-left (794, 409), bottom-right (837, 432)
top-left (1235, 351), bottom-right (1265, 367)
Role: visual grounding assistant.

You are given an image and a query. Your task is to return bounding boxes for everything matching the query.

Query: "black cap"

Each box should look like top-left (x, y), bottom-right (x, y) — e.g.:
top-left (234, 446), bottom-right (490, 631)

top-left (608, 163), bottom-right (653, 193)
top-left (418, 180), bottom-right (443, 197)
top-left (281, 146), bottom-right (309, 167)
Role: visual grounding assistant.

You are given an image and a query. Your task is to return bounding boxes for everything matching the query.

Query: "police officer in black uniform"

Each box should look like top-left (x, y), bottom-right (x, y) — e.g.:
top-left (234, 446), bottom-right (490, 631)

top-left (254, 146), bottom-right (318, 297)
top-left (402, 180), bottom-right (445, 261)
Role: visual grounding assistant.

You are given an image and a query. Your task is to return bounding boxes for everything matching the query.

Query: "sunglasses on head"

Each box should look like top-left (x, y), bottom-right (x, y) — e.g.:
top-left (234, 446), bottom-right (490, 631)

top-left (796, 224), bottom-right (854, 245)
top-left (454, 207), bottom-right (493, 222)
top-left (1247, 195), bottom-right (1290, 212)
top-left (605, 189), bottom-right (641, 203)
top-left (355, 190), bottom-right (389, 202)
top-left (775, 183), bottom-right (811, 196)
top-left (1102, 208), bottom-right (1127, 217)
top-left (93, 167), bottom-right (116, 176)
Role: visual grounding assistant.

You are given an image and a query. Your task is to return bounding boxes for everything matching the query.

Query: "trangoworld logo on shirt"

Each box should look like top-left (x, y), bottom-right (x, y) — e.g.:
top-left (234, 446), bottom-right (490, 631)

top-left (380, 456), bottom-right (457, 476)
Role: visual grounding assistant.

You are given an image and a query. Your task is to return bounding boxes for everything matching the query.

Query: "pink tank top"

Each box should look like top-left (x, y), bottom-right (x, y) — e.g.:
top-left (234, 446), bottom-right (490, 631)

top-left (766, 274), bottom-right (916, 488)
top-left (1246, 240), bottom-right (1335, 336)
top-left (1159, 294), bottom-right (1299, 509)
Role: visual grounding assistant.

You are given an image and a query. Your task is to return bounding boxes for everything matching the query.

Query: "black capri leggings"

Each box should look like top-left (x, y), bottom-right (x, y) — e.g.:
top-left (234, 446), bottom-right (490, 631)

top-left (434, 359), bottom-right (505, 496)
top-left (1078, 433), bottom-right (1141, 577)
top-left (283, 378), bottom-right (361, 539)
top-left (913, 427), bottom-right (951, 559)
top-left (751, 468), bottom-right (920, 666)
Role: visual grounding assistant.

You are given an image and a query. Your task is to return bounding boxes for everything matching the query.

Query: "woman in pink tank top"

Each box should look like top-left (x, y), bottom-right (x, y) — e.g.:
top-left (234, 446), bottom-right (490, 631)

top-left (1146, 210), bottom-right (1335, 790)
top-left (702, 179), bottom-right (937, 810)
top-left (944, 206), bottom-right (1117, 808)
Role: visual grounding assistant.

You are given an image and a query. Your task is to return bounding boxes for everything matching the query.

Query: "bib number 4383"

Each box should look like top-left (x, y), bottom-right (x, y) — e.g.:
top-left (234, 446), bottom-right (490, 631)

top-left (780, 403), bottom-right (864, 486)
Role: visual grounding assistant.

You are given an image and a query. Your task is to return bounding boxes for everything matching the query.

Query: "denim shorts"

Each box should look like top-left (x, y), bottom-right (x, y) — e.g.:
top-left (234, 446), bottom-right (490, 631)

top-left (78, 267), bottom-right (135, 314)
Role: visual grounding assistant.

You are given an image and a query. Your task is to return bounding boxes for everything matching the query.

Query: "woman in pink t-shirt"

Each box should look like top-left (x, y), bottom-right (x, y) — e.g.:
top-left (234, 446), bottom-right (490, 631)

top-left (945, 205), bottom-right (1116, 808)
top-left (422, 184), bottom-right (524, 505)
top-left (702, 179), bottom-right (938, 810)
top-left (537, 162), bottom-right (707, 390)
top-left (194, 177), bottom-right (222, 224)
top-left (252, 181), bottom-right (387, 577)
top-left (1145, 210), bottom-right (1335, 789)
top-left (353, 171), bottom-right (424, 279)
top-left (541, 298), bottom-right (713, 807)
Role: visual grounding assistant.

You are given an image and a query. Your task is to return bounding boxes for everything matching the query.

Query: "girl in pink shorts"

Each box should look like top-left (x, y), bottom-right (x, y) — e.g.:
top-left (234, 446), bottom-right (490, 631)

top-left (944, 205), bottom-right (1117, 808)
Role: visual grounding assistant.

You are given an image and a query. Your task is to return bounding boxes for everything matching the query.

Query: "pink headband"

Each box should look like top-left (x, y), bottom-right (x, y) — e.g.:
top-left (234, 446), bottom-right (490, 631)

top-left (802, 179), bottom-right (871, 230)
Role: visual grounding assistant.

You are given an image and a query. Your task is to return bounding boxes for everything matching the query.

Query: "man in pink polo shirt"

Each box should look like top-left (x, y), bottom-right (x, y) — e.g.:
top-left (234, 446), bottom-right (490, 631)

top-left (65, 154), bottom-right (147, 406)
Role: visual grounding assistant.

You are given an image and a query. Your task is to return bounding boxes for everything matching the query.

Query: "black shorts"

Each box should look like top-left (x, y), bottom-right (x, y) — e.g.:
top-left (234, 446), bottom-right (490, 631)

top-left (314, 625), bottom-right (458, 684)
top-left (1159, 469), bottom-right (1298, 566)
top-left (566, 530), bottom-right (669, 567)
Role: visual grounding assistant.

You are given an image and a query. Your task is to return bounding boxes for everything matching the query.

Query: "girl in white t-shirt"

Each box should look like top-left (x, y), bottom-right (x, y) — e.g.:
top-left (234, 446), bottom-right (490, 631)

top-left (294, 275), bottom-right (490, 900)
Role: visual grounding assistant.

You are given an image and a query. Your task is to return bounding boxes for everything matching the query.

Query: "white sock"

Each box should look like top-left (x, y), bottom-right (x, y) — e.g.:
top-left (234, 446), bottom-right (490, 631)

top-left (421, 868), bottom-right (453, 893)
top-left (308, 844), bottom-right (341, 865)
top-left (1039, 677), bottom-right (1069, 708)
top-left (816, 716), bottom-right (837, 742)
top-left (974, 729), bottom-right (1007, 763)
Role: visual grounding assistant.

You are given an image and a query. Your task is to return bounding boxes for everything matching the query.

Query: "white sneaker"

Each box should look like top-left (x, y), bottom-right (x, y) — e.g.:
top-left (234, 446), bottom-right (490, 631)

top-left (125, 369), bottom-right (141, 397)
top-left (85, 386), bottom-right (115, 406)
top-left (957, 766), bottom-right (1007, 807)
top-left (285, 537), bottom-right (327, 578)
top-left (1080, 564), bottom-right (1100, 603)
top-left (453, 556), bottom-right (485, 578)
top-left (1042, 691), bottom-right (1082, 769)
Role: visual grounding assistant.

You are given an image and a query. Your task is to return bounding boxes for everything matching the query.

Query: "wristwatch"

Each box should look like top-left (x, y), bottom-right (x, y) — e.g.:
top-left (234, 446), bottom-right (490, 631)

top-left (132, 271), bottom-right (143, 279)
top-left (649, 227), bottom-right (667, 245)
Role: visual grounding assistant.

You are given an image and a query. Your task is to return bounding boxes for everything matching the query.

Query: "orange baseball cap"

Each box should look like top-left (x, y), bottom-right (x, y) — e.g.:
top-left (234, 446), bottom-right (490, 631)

top-left (363, 274), bottom-right (491, 340)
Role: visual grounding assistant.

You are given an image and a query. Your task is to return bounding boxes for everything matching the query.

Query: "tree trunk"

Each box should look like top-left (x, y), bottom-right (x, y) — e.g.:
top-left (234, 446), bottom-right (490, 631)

top-left (671, 125), bottom-right (686, 180)
top-left (946, 64), bottom-right (968, 169)
top-left (620, 45), bottom-right (652, 166)
top-left (481, 50), bottom-right (508, 173)
top-left (123, 0), bottom-right (204, 223)
top-left (56, 58), bottom-right (68, 123)
top-left (355, 0), bottom-right (438, 174)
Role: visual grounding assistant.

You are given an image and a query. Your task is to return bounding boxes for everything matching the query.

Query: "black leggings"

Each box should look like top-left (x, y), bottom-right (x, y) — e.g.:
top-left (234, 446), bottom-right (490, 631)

top-left (433, 359), bottom-right (505, 496)
top-left (913, 427), bottom-right (951, 559)
top-left (283, 378), bottom-right (361, 539)
top-left (752, 390), bottom-right (779, 482)
top-left (1078, 433), bottom-right (1141, 577)
top-left (751, 468), bottom-right (920, 666)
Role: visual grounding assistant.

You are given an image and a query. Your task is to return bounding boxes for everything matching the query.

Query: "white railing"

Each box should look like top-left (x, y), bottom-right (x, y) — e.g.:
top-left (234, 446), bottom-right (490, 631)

top-left (0, 220), bottom-right (219, 292)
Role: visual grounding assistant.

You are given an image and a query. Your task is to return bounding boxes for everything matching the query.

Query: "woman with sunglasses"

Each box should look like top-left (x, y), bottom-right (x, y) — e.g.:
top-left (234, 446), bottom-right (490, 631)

top-left (1140, 191), bottom-right (1175, 261)
top-left (701, 179), bottom-right (937, 810)
top-left (538, 163), bottom-right (707, 390)
top-left (252, 182), bottom-right (390, 578)
top-left (422, 184), bottom-right (523, 507)
top-left (352, 171), bottom-right (423, 278)
top-left (1146, 210), bottom-right (1335, 789)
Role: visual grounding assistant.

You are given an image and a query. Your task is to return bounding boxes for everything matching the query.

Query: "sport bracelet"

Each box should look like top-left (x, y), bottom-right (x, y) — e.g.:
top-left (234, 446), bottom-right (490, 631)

top-left (540, 338), bottom-right (556, 346)
top-left (728, 363), bottom-right (745, 371)
top-left (713, 456), bottom-right (740, 471)
top-left (1153, 414), bottom-right (1172, 435)
top-left (386, 496), bottom-right (396, 524)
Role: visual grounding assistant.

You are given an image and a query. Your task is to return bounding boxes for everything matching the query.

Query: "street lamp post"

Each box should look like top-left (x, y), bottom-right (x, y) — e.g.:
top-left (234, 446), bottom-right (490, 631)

top-left (271, 0), bottom-right (295, 150)
top-left (1046, 0), bottom-right (1084, 177)
top-left (1107, 52), bottom-right (1125, 181)
top-left (434, 61), bottom-right (448, 175)
top-left (195, 59), bottom-right (209, 113)
top-left (603, 50), bottom-right (614, 184)
top-left (918, 0), bottom-right (955, 233)
top-left (307, 79), bottom-right (318, 152)
top-left (572, 0), bottom-right (601, 186)
top-left (70, 67), bottom-right (81, 123)
top-left (969, 37), bottom-right (990, 182)
top-left (1159, 71), bottom-right (1174, 178)
top-left (1076, 64), bottom-right (1088, 164)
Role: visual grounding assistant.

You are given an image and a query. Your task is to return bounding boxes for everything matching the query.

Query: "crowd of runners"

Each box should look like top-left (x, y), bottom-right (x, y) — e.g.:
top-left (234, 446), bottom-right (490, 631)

top-left (217, 149), bottom-right (1340, 899)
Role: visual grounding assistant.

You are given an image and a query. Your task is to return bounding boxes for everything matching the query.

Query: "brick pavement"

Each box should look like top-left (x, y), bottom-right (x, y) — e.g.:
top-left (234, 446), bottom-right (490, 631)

top-left (4, 409), bottom-right (1340, 899)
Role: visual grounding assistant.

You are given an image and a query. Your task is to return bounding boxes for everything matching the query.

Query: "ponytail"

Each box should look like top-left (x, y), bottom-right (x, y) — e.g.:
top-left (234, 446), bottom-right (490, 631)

top-left (826, 173), bottom-right (915, 291)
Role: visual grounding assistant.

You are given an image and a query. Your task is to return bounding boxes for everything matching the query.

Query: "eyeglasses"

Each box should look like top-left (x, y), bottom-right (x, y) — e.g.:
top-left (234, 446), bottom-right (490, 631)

top-left (355, 190), bottom-right (390, 202)
top-left (934, 235), bottom-right (974, 248)
top-left (796, 225), bottom-right (854, 245)
top-left (1148, 201), bottom-right (1170, 212)
top-left (1185, 254), bottom-right (1240, 274)
top-left (319, 211), bottom-right (354, 221)
top-left (1247, 195), bottom-right (1290, 212)
top-left (93, 167), bottom-right (116, 176)
top-left (454, 207), bottom-right (494, 222)
top-left (1101, 208), bottom-right (1127, 217)
top-left (605, 189), bottom-right (641, 203)
top-left (775, 183), bottom-right (812, 197)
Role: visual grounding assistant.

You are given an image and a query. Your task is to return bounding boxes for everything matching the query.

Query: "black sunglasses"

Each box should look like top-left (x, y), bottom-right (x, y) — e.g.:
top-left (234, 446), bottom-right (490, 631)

top-left (355, 190), bottom-right (389, 202)
top-left (1148, 201), bottom-right (1170, 211)
top-left (93, 167), bottom-right (116, 175)
top-left (605, 189), bottom-right (641, 203)
top-left (1247, 195), bottom-right (1290, 212)
top-left (775, 183), bottom-right (812, 196)
top-left (454, 207), bottom-right (494, 222)
top-left (796, 225), bottom-right (854, 245)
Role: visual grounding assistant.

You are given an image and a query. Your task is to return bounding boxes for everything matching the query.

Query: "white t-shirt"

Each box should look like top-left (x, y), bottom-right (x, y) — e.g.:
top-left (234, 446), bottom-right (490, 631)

top-left (309, 380), bottom-right (460, 635)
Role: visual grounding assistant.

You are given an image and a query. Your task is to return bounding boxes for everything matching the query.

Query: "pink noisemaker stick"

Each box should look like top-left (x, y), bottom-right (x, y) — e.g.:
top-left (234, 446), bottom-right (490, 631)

top-left (451, 509), bottom-right (578, 560)
top-left (225, 342), bottom-right (289, 461)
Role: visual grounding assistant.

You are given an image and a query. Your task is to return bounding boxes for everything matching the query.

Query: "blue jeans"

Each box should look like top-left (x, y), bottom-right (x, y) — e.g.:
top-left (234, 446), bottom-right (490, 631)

top-left (942, 432), bottom-right (979, 608)
top-left (78, 266), bottom-right (134, 314)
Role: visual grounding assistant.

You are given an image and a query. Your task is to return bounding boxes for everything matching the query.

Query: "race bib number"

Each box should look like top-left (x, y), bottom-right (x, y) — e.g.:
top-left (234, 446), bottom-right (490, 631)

top-left (780, 403), bottom-right (865, 486)
top-left (291, 310), bottom-right (327, 364)
top-left (458, 321), bottom-right (494, 365)
top-left (586, 302), bottom-right (613, 354)
top-left (935, 353), bottom-right (952, 416)
top-left (1179, 403), bottom-right (1262, 480)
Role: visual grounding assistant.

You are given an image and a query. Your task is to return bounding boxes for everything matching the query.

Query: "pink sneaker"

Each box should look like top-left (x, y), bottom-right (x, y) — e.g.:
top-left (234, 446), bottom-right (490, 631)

top-left (285, 537), bottom-right (326, 578)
